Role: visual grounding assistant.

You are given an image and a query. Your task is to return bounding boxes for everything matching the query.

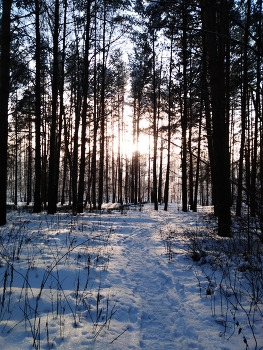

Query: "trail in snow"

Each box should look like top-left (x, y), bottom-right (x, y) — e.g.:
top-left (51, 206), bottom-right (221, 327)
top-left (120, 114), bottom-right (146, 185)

top-left (0, 205), bottom-right (258, 349)
top-left (92, 207), bottom-right (242, 350)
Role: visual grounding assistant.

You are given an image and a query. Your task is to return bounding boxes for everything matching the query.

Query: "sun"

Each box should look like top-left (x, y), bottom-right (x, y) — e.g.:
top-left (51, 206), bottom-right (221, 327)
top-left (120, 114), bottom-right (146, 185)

top-left (111, 112), bottom-right (153, 158)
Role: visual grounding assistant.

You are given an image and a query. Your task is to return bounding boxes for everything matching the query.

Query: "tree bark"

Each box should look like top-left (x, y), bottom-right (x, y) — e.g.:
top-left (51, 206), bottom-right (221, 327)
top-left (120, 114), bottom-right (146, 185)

top-left (193, 112), bottom-right (202, 212)
top-left (158, 137), bottom-right (163, 204)
top-left (54, 0), bottom-right (67, 209)
top-left (152, 30), bottom-right (158, 210)
top-left (0, 0), bottom-right (12, 225)
top-left (27, 115), bottom-right (32, 205)
top-left (98, 1), bottom-right (107, 210)
top-left (251, 0), bottom-right (262, 217)
top-left (181, 3), bottom-right (188, 212)
top-left (236, 0), bottom-right (251, 216)
top-left (201, 0), bottom-right (232, 236)
top-left (77, 0), bottom-right (91, 213)
top-left (47, 0), bottom-right (59, 214)
top-left (164, 31), bottom-right (173, 211)
top-left (91, 0), bottom-right (98, 210)
top-left (33, 0), bottom-right (42, 213)
top-left (200, 9), bottom-right (216, 210)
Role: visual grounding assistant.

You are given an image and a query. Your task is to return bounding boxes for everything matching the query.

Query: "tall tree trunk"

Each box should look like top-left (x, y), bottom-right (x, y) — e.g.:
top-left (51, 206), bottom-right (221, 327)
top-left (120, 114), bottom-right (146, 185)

top-left (164, 32), bottom-right (173, 211)
top-left (14, 106), bottom-right (18, 206)
top-left (236, 0), bottom-right (251, 216)
top-left (136, 97), bottom-right (141, 204)
top-left (33, 0), bottom-right (42, 213)
top-left (105, 122), bottom-right (109, 203)
top-left (61, 153), bottom-right (67, 206)
top-left (148, 132), bottom-right (151, 202)
top-left (117, 94), bottom-right (123, 204)
top-left (72, 71), bottom-right (81, 215)
top-left (0, 0), bottom-right (12, 225)
top-left (152, 30), bottom-right (158, 210)
top-left (201, 0), bottom-right (232, 237)
top-left (98, 2), bottom-right (107, 210)
top-left (91, 123), bottom-right (98, 209)
top-left (200, 6), bottom-right (216, 210)
top-left (91, 1), bottom-right (98, 210)
top-left (77, 0), bottom-right (91, 213)
top-left (158, 137), bottom-right (163, 203)
top-left (62, 111), bottom-right (72, 205)
top-left (111, 131), bottom-right (115, 203)
top-left (181, 3), bottom-right (188, 212)
top-left (133, 98), bottom-right (139, 204)
top-left (131, 103), bottom-right (135, 204)
top-left (189, 111), bottom-right (194, 210)
top-left (54, 0), bottom-right (67, 208)
top-left (47, 0), bottom-right (59, 214)
top-left (251, 0), bottom-right (262, 217)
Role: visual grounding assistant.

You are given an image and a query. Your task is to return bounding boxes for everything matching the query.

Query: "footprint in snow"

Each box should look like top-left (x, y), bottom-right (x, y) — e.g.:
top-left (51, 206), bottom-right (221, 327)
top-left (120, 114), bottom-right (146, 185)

top-left (120, 268), bottom-right (126, 277)
top-left (176, 280), bottom-right (186, 298)
top-left (129, 306), bottom-right (138, 323)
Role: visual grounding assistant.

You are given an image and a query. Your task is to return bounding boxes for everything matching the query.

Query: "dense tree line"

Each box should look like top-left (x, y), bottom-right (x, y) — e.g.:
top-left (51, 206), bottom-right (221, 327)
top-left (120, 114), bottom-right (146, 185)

top-left (0, 0), bottom-right (262, 238)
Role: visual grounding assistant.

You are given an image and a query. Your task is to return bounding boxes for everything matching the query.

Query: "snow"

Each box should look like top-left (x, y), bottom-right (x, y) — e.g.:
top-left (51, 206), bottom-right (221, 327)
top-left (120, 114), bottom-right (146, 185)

top-left (0, 204), bottom-right (262, 349)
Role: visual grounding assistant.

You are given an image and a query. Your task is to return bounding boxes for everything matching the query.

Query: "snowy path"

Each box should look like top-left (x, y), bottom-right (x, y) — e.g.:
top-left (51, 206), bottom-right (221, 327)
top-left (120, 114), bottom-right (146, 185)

top-left (93, 208), bottom-right (238, 350)
top-left (0, 206), bottom-right (253, 349)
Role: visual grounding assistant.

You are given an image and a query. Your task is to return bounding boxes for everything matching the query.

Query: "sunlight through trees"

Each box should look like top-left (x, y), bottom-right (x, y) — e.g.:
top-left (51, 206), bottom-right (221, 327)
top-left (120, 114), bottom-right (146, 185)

top-left (1, 0), bottom-right (263, 238)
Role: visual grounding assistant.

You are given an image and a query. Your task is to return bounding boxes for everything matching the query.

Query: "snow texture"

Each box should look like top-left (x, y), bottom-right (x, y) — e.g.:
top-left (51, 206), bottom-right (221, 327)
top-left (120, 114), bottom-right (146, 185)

top-left (0, 204), bottom-right (262, 349)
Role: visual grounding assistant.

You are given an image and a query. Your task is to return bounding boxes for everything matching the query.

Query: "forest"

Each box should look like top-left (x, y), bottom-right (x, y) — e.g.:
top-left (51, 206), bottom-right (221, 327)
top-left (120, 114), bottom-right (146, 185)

top-left (0, 0), bottom-right (262, 239)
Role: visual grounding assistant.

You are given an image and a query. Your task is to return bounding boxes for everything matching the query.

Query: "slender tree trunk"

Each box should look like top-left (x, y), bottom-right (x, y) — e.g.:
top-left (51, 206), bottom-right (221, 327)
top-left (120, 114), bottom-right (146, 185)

top-left (164, 32), bottom-right (173, 211)
top-left (181, 3), bottom-right (188, 212)
top-left (148, 132), bottom-right (151, 202)
top-left (136, 97), bottom-right (141, 204)
top-left (131, 108), bottom-right (135, 204)
top-left (98, 2), bottom-right (106, 210)
top-left (117, 94), bottom-right (123, 204)
top-left (134, 98), bottom-right (139, 204)
top-left (236, 0), bottom-right (251, 216)
top-left (77, 0), bottom-right (91, 213)
top-left (14, 107), bottom-right (18, 206)
top-left (157, 62), bottom-right (162, 205)
top-left (189, 111), bottom-right (194, 210)
top-left (125, 157), bottom-right (129, 204)
top-left (61, 153), bottom-right (67, 206)
top-left (85, 131), bottom-right (91, 207)
top-left (41, 117), bottom-right (48, 209)
top-left (33, 0), bottom-right (42, 213)
top-left (111, 132), bottom-right (116, 203)
top-left (48, 0), bottom-right (59, 214)
top-left (91, 2), bottom-right (98, 210)
top-left (193, 111), bottom-right (202, 212)
top-left (72, 71), bottom-right (81, 214)
top-left (105, 122), bottom-right (109, 203)
top-left (251, 0), bottom-right (262, 217)
top-left (54, 0), bottom-right (67, 208)
top-left (91, 123), bottom-right (98, 209)
top-left (27, 116), bottom-right (32, 205)
top-left (152, 30), bottom-right (158, 210)
top-left (158, 137), bottom-right (163, 203)
top-left (62, 111), bottom-right (72, 204)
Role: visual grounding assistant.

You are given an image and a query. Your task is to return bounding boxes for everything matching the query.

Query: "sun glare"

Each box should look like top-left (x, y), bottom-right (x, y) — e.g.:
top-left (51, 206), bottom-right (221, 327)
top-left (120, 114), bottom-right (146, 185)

top-left (111, 117), bottom-right (152, 158)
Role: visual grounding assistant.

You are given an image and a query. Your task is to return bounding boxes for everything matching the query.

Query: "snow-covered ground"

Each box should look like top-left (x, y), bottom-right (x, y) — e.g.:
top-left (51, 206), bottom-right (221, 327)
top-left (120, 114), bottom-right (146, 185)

top-left (0, 204), bottom-right (262, 349)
